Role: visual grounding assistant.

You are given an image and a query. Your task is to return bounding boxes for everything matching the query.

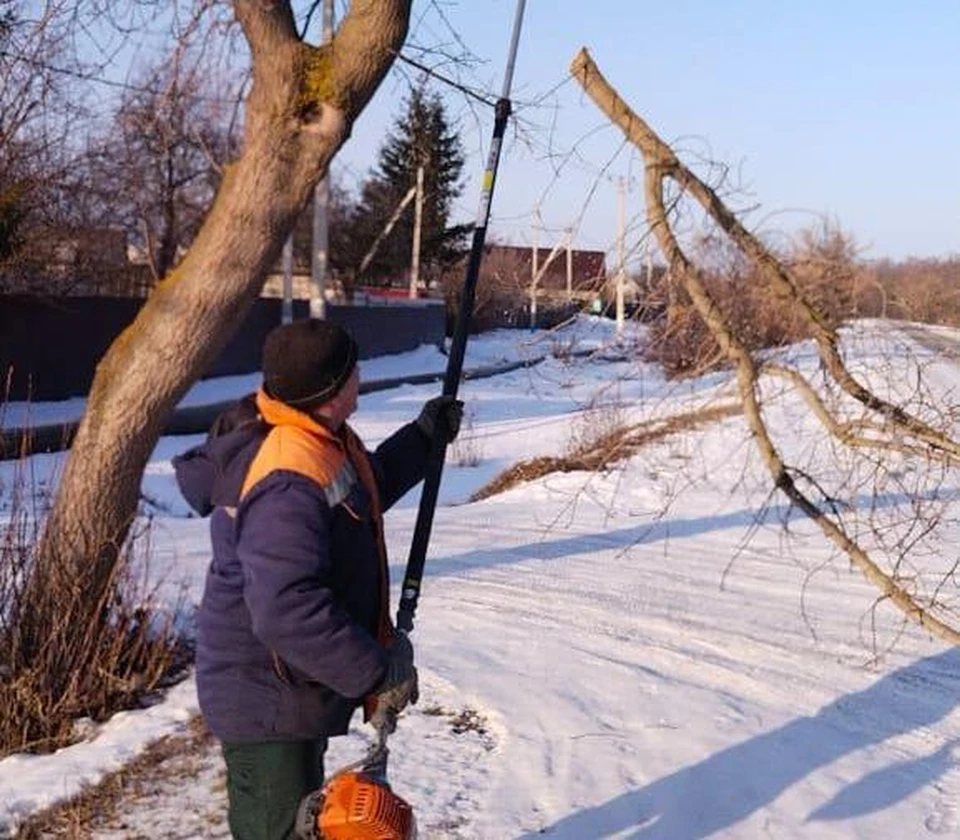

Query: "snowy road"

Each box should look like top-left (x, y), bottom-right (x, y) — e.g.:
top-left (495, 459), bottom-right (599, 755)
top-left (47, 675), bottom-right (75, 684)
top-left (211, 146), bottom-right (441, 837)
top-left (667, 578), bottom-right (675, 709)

top-left (5, 318), bottom-right (960, 839)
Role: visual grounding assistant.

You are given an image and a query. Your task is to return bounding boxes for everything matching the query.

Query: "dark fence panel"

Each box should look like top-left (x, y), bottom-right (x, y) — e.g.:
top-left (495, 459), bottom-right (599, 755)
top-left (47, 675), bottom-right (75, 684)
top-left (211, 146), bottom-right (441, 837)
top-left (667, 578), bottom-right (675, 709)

top-left (1, 295), bottom-right (445, 401)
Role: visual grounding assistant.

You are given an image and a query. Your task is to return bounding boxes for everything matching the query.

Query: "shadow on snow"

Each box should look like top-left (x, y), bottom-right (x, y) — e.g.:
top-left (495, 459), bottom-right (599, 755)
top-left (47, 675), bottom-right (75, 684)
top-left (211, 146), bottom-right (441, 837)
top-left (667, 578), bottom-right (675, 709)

top-left (419, 488), bottom-right (960, 579)
top-left (514, 648), bottom-right (960, 839)
top-left (412, 491), bottom-right (960, 836)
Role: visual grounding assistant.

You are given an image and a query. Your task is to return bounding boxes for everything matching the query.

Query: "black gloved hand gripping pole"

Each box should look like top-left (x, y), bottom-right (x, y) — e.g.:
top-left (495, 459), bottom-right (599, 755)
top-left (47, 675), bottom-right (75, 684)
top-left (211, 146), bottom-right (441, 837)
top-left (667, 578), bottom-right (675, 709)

top-left (396, 0), bottom-right (528, 633)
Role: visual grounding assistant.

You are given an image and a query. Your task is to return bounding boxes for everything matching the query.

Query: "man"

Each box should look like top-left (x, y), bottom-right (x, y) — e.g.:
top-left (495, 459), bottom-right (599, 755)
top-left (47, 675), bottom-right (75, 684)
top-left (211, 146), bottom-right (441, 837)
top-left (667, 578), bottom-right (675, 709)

top-left (173, 319), bottom-right (462, 839)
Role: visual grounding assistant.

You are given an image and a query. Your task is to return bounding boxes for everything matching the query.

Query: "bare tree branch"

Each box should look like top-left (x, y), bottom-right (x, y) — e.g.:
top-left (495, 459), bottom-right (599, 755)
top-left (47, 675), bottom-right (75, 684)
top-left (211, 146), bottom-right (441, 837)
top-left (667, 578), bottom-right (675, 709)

top-left (572, 47), bottom-right (960, 646)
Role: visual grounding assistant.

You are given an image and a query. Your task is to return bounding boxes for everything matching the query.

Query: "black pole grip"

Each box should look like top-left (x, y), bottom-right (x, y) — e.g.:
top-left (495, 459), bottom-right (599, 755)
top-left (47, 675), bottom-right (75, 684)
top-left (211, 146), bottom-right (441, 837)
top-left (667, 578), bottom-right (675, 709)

top-left (396, 101), bottom-right (513, 633)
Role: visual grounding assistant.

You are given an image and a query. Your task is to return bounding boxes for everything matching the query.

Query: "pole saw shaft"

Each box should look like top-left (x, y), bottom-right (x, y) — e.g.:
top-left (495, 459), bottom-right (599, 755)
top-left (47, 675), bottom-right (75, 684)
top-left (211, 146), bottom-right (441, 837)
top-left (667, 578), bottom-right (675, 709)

top-left (396, 0), bottom-right (528, 633)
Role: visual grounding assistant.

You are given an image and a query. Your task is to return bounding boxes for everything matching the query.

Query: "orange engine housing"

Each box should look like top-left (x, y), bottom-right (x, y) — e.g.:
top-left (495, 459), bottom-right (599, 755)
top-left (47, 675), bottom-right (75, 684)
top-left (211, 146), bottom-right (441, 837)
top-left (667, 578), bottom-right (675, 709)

top-left (317, 771), bottom-right (416, 840)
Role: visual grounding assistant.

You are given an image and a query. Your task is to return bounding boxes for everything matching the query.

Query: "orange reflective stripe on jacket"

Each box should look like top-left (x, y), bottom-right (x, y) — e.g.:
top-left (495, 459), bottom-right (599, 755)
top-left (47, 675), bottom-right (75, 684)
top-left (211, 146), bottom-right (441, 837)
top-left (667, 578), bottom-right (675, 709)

top-left (240, 390), bottom-right (346, 499)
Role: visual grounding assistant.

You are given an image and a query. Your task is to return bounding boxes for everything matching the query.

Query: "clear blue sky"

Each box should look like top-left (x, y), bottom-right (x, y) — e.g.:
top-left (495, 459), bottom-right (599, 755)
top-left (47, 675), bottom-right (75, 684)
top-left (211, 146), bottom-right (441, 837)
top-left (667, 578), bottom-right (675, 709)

top-left (92, 1), bottom-right (958, 263)
top-left (336, 0), bottom-right (958, 263)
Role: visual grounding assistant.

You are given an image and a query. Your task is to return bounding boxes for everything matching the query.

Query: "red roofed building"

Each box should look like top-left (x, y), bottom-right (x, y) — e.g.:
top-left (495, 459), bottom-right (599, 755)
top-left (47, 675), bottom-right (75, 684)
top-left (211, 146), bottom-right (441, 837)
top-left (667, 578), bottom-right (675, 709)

top-left (470, 243), bottom-right (608, 300)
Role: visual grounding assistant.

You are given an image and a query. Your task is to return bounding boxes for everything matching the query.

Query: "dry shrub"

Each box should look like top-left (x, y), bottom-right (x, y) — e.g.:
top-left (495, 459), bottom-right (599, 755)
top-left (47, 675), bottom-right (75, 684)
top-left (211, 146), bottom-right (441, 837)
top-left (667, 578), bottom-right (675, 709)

top-left (644, 241), bottom-right (809, 378)
top-left (789, 233), bottom-right (960, 326)
top-left (870, 257), bottom-right (960, 325)
top-left (789, 223), bottom-right (860, 323)
top-left (14, 716), bottom-right (215, 840)
top-left (0, 449), bottom-right (191, 759)
top-left (643, 297), bottom-right (726, 377)
top-left (450, 403), bottom-right (483, 467)
top-left (644, 225), bottom-right (865, 378)
top-left (645, 223), bottom-right (960, 380)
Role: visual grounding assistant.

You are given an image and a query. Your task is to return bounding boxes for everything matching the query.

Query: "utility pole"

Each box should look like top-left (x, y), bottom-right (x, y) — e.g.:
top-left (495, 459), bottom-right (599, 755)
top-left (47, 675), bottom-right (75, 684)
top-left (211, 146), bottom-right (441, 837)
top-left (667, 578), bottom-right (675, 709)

top-left (529, 233), bottom-right (569, 330)
top-left (530, 207), bottom-right (540, 327)
top-left (410, 165), bottom-right (424, 299)
top-left (310, 0), bottom-right (335, 318)
top-left (565, 226), bottom-right (573, 302)
top-left (281, 235), bottom-right (294, 324)
top-left (616, 177), bottom-right (626, 337)
top-left (644, 237), bottom-right (653, 315)
top-left (357, 185), bottom-right (417, 277)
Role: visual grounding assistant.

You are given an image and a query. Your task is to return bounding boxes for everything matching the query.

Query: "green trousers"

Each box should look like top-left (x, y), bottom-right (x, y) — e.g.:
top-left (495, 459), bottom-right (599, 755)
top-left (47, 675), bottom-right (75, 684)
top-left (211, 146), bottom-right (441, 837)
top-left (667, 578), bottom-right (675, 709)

top-left (222, 738), bottom-right (327, 840)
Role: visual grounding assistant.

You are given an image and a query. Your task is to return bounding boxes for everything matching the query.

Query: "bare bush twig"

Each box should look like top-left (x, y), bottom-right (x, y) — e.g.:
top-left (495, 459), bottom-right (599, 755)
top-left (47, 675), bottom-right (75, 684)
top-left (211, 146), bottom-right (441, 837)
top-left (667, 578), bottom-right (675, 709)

top-left (0, 449), bottom-right (192, 759)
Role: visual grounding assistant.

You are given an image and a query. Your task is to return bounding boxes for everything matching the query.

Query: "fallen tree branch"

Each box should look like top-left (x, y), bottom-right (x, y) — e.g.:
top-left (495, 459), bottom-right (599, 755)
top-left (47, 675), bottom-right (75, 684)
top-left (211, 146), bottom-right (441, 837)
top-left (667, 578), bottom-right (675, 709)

top-left (763, 364), bottom-right (957, 465)
top-left (570, 48), bottom-right (960, 464)
top-left (472, 402), bottom-right (742, 502)
top-left (571, 47), bottom-right (960, 645)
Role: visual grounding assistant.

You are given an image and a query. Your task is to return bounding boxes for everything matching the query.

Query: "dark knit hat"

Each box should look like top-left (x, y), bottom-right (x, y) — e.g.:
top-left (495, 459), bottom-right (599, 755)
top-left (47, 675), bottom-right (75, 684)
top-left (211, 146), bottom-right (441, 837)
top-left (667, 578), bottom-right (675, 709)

top-left (261, 319), bottom-right (359, 408)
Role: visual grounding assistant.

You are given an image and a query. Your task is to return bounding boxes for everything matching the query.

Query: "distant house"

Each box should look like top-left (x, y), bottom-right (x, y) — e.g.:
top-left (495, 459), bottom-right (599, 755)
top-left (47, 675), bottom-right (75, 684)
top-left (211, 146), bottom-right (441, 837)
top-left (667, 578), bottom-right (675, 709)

top-left (431, 242), bottom-right (610, 329)
top-left (450, 243), bottom-right (608, 302)
top-left (0, 227), bottom-right (152, 297)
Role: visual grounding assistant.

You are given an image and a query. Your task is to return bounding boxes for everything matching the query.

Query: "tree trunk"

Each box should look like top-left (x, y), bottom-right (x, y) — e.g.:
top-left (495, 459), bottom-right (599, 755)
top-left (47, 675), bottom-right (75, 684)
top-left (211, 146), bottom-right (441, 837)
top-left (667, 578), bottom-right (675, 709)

top-left (31, 0), bottom-right (411, 621)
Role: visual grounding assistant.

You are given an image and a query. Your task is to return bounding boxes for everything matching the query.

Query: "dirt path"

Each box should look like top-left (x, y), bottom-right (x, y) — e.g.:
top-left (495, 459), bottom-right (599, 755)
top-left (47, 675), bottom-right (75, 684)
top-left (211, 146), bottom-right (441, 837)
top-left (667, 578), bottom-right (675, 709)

top-left (896, 322), bottom-right (960, 362)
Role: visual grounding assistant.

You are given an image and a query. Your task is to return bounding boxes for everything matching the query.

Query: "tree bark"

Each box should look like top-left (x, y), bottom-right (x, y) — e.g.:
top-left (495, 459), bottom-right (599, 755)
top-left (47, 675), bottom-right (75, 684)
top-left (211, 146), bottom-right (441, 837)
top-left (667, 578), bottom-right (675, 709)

top-left (32, 1), bottom-right (411, 615)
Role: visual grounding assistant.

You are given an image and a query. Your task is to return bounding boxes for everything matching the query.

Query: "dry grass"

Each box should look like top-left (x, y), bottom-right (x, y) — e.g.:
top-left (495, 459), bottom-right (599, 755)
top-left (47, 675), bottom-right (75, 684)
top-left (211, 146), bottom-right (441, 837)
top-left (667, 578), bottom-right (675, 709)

top-left (14, 716), bottom-right (217, 840)
top-left (419, 705), bottom-right (495, 751)
top-left (471, 402), bottom-right (742, 501)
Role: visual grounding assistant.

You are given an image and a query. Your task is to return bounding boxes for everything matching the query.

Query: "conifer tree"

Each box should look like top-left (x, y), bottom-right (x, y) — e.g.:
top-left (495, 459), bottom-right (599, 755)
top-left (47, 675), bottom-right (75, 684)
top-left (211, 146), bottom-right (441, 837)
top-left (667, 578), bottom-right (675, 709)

top-left (348, 83), bottom-right (466, 284)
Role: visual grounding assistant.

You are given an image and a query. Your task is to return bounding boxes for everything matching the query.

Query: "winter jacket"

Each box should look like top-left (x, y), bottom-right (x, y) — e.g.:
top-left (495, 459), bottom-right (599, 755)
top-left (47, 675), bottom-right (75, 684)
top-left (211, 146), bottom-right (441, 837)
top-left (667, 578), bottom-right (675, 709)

top-left (173, 390), bottom-right (430, 742)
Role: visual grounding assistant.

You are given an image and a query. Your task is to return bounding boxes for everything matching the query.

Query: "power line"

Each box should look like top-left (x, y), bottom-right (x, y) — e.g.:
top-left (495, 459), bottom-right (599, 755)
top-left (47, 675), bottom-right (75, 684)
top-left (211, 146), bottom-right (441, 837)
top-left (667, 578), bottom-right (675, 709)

top-left (397, 52), bottom-right (497, 108)
top-left (0, 47), bottom-right (238, 103)
top-left (514, 74), bottom-right (575, 113)
top-left (1, 42), bottom-right (504, 112)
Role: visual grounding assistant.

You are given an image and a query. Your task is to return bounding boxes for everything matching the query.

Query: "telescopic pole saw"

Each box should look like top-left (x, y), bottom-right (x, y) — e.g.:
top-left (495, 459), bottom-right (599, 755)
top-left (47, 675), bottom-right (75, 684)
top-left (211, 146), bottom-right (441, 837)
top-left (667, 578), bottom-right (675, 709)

top-left (396, 0), bottom-right (528, 634)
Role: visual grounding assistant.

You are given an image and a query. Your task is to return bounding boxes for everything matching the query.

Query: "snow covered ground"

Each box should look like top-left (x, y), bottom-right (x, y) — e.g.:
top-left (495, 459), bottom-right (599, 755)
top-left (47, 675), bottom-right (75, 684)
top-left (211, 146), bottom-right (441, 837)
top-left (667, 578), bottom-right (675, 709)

top-left (3, 316), bottom-right (960, 839)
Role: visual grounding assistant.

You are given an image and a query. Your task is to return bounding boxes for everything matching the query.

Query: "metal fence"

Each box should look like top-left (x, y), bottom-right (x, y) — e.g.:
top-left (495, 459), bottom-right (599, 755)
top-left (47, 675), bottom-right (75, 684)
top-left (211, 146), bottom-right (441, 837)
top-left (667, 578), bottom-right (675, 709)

top-left (1, 295), bottom-right (446, 402)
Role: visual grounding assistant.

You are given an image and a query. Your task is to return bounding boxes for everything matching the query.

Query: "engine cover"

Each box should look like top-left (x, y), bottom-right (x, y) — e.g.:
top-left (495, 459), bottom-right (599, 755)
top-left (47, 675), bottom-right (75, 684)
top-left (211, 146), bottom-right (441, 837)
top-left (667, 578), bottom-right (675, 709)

top-left (304, 771), bottom-right (417, 840)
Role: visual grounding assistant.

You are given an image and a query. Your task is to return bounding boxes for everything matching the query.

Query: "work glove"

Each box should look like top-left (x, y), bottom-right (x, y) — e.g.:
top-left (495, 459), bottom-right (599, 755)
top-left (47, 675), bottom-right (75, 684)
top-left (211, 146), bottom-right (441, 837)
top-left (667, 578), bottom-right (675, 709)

top-left (369, 632), bottom-right (419, 734)
top-left (416, 394), bottom-right (464, 444)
